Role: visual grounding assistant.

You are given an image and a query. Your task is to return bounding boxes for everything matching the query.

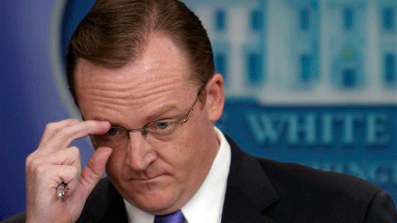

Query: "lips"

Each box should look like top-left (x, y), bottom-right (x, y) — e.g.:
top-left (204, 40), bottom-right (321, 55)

top-left (127, 173), bottom-right (171, 182)
top-left (131, 175), bottom-right (162, 181)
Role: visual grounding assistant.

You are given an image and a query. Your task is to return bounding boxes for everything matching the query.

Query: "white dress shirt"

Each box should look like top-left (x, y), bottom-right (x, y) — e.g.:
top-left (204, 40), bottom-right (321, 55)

top-left (124, 127), bottom-right (232, 223)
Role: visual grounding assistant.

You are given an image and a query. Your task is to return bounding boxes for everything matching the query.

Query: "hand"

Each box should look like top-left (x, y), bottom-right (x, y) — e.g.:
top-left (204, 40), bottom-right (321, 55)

top-left (25, 119), bottom-right (112, 223)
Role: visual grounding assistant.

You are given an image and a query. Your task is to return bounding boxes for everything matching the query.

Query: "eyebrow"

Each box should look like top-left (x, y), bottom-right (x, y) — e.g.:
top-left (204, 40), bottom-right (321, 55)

top-left (144, 104), bottom-right (180, 122)
top-left (88, 104), bottom-right (180, 127)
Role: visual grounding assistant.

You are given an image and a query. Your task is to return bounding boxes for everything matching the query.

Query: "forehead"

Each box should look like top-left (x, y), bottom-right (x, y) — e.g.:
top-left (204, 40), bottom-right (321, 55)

top-left (75, 34), bottom-right (195, 96)
top-left (74, 34), bottom-right (199, 123)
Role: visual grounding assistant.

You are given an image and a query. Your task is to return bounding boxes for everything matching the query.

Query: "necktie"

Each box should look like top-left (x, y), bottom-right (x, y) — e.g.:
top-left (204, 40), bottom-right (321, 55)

top-left (154, 210), bottom-right (185, 223)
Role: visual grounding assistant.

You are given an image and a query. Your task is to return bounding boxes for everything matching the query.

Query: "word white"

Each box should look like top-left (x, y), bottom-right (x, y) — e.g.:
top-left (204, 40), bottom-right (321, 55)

top-left (246, 112), bottom-right (390, 145)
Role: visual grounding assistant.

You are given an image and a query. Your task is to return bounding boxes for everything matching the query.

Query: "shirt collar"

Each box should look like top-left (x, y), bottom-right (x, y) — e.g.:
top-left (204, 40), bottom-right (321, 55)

top-left (182, 127), bottom-right (231, 223)
top-left (123, 127), bottom-right (231, 223)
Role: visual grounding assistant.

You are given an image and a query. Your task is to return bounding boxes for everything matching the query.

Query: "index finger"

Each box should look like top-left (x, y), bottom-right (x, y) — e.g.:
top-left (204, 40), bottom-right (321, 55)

top-left (40, 119), bottom-right (80, 146)
top-left (38, 120), bottom-right (111, 154)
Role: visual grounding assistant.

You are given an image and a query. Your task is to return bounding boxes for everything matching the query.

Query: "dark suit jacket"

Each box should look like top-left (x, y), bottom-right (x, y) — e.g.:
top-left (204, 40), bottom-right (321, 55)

top-left (3, 136), bottom-right (397, 222)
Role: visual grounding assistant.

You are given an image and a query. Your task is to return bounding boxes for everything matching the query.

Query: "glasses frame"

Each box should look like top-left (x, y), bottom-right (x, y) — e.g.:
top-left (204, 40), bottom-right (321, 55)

top-left (99, 85), bottom-right (206, 140)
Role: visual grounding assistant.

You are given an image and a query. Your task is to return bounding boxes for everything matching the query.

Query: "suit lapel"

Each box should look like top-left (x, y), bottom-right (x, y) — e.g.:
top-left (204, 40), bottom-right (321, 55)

top-left (76, 178), bottom-right (128, 223)
top-left (100, 197), bottom-right (129, 223)
top-left (221, 136), bottom-right (279, 223)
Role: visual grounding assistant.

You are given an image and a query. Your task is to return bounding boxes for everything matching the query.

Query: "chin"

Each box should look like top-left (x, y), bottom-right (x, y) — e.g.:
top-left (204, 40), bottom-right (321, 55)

top-left (129, 191), bottom-right (181, 214)
top-left (121, 181), bottom-right (180, 212)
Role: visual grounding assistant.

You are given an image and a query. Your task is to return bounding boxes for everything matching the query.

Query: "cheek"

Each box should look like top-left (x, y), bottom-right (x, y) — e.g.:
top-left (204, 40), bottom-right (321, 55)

top-left (174, 117), bottom-right (211, 171)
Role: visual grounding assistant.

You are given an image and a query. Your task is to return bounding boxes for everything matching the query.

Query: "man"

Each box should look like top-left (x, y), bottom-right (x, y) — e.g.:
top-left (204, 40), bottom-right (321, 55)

top-left (3, 0), bottom-right (397, 222)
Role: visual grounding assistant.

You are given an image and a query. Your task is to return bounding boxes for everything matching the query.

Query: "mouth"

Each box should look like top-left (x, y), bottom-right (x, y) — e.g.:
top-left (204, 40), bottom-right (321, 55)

top-left (129, 174), bottom-right (167, 182)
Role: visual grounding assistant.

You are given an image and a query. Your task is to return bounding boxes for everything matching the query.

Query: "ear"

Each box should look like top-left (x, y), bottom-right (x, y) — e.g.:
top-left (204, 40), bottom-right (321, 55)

top-left (205, 74), bottom-right (225, 122)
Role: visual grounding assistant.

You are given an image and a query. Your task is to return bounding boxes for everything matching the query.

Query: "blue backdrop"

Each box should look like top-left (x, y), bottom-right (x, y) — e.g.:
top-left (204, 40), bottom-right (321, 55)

top-left (1, 0), bottom-right (396, 220)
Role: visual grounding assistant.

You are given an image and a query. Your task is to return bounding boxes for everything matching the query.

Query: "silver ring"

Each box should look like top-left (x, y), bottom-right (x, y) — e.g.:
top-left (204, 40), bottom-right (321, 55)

top-left (57, 190), bottom-right (65, 199)
top-left (56, 183), bottom-right (66, 199)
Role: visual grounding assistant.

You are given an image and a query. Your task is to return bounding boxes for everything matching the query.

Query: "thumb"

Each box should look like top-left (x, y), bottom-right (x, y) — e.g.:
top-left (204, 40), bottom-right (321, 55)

top-left (78, 147), bottom-right (112, 198)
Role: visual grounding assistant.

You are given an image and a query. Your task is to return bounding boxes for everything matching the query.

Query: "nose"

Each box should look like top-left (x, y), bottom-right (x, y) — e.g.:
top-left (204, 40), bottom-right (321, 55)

top-left (125, 132), bottom-right (157, 171)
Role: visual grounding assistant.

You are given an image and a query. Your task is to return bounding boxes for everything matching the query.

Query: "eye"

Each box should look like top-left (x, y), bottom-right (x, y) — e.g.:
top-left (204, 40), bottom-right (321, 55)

top-left (107, 127), bottom-right (119, 136)
top-left (156, 121), bottom-right (170, 130)
top-left (147, 120), bottom-right (177, 134)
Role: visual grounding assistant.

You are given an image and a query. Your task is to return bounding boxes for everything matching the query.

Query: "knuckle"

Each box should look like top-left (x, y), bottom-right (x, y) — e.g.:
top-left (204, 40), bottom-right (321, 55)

top-left (35, 165), bottom-right (48, 177)
top-left (25, 153), bottom-right (34, 166)
top-left (44, 119), bottom-right (79, 136)
top-left (25, 151), bottom-right (39, 167)
top-left (56, 128), bottom-right (73, 141)
top-left (44, 122), bottom-right (57, 133)
top-left (28, 156), bottom-right (49, 176)
top-left (71, 166), bottom-right (79, 176)
top-left (29, 157), bottom-right (41, 170)
top-left (69, 146), bottom-right (81, 158)
top-left (43, 125), bottom-right (59, 139)
top-left (56, 127), bottom-right (67, 136)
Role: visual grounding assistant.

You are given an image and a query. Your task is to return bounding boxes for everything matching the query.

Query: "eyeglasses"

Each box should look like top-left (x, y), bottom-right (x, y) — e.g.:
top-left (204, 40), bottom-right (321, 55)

top-left (90, 87), bottom-right (204, 148)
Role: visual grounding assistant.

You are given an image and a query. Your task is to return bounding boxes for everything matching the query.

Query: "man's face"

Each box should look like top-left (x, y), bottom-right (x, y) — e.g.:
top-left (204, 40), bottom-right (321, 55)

top-left (74, 34), bottom-right (222, 214)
